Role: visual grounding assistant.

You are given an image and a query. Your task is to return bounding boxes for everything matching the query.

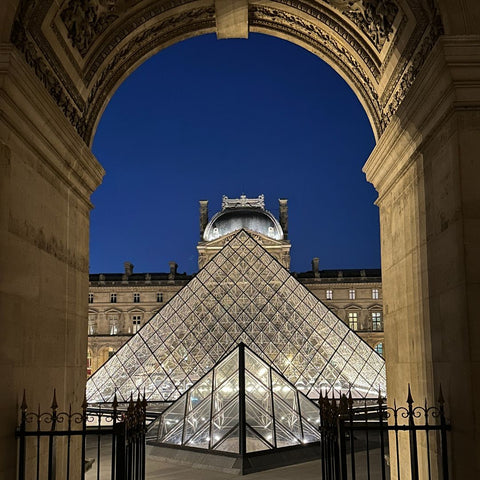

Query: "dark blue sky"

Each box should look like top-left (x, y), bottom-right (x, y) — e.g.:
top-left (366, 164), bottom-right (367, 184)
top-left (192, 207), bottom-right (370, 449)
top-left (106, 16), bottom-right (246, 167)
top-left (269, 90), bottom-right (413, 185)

top-left (90, 33), bottom-right (378, 275)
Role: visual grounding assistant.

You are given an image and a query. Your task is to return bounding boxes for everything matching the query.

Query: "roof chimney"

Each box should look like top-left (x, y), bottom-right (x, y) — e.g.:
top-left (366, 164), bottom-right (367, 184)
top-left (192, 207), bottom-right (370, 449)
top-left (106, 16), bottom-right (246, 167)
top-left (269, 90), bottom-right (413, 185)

top-left (279, 199), bottom-right (288, 239)
top-left (124, 262), bottom-right (134, 277)
top-left (199, 200), bottom-right (209, 240)
top-left (168, 261), bottom-right (178, 280)
top-left (312, 257), bottom-right (320, 278)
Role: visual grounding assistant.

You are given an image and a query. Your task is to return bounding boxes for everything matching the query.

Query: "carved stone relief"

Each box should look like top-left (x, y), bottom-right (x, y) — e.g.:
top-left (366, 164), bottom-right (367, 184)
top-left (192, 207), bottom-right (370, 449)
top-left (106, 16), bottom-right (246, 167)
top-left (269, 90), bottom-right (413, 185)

top-left (326, 0), bottom-right (399, 50)
top-left (60, 0), bottom-right (129, 56)
top-left (382, 12), bottom-right (443, 123)
top-left (10, 14), bottom-right (87, 138)
top-left (9, 0), bottom-right (442, 143)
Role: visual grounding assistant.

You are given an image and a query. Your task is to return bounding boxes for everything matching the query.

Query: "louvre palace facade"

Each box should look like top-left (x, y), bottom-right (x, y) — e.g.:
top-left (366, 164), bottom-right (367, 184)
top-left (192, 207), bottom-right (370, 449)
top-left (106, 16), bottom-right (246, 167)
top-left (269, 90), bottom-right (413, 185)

top-left (87, 196), bottom-right (384, 376)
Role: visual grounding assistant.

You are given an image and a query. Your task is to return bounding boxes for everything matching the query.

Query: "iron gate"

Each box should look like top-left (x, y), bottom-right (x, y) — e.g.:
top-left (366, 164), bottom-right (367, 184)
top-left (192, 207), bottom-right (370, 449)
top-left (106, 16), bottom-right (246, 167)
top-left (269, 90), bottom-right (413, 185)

top-left (16, 390), bottom-right (147, 480)
top-left (319, 386), bottom-right (450, 480)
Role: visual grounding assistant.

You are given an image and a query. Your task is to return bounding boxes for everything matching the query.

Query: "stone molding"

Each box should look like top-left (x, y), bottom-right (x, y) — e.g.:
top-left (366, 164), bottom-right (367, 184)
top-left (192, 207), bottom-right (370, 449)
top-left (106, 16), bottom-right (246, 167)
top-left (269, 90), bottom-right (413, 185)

top-left (0, 45), bottom-right (104, 208)
top-left (7, 0), bottom-right (443, 144)
top-left (364, 36), bottom-right (480, 200)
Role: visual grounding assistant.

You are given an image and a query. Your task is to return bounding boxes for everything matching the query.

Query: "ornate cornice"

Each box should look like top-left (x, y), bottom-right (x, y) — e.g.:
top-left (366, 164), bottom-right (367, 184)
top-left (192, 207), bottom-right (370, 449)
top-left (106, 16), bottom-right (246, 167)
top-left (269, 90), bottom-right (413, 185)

top-left (9, 0), bottom-right (443, 143)
top-left (83, 0), bottom-right (200, 83)
top-left (266, 0), bottom-right (382, 77)
top-left (10, 19), bottom-right (88, 138)
top-left (381, 11), bottom-right (443, 122)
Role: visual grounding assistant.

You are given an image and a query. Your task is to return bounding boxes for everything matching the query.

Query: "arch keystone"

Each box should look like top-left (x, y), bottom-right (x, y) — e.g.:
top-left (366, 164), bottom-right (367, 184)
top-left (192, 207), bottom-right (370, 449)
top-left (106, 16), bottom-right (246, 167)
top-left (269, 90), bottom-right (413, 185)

top-left (215, 0), bottom-right (249, 39)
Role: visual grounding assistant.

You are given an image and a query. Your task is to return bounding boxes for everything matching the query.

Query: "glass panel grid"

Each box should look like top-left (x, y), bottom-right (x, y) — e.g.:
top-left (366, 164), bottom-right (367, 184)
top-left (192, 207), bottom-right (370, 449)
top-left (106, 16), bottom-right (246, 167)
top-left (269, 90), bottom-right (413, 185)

top-left (87, 230), bottom-right (386, 404)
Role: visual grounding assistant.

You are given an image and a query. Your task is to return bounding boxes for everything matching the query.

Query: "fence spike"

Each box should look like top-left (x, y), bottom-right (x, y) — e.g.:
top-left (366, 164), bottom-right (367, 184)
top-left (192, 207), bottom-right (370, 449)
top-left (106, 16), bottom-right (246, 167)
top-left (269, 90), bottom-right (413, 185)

top-left (81, 392), bottom-right (88, 412)
top-left (377, 386), bottom-right (383, 407)
top-left (112, 391), bottom-right (118, 411)
top-left (406, 383), bottom-right (414, 406)
top-left (21, 389), bottom-right (27, 413)
top-left (51, 388), bottom-right (58, 411)
top-left (438, 384), bottom-right (445, 406)
top-left (340, 393), bottom-right (348, 414)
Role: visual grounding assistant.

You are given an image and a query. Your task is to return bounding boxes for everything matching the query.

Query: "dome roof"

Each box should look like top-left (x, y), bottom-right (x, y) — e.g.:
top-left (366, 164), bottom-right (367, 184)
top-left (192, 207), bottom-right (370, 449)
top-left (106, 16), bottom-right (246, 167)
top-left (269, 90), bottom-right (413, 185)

top-left (203, 208), bottom-right (284, 241)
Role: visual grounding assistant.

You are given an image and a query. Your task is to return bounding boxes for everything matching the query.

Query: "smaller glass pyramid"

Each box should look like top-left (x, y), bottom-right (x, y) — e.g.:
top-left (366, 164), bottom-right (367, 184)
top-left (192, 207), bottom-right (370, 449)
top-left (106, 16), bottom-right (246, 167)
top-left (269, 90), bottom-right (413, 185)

top-left (151, 343), bottom-right (321, 453)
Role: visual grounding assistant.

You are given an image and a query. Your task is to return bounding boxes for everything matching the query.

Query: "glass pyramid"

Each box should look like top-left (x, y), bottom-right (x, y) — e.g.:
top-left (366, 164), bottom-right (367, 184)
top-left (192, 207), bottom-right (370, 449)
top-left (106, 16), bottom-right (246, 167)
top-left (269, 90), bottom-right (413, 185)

top-left (151, 343), bottom-right (321, 452)
top-left (86, 230), bottom-right (386, 403)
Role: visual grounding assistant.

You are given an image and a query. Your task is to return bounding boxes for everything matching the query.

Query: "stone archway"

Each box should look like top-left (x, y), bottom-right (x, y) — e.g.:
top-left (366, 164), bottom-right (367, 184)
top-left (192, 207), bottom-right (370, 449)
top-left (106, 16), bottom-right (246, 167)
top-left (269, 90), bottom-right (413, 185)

top-left (1, 0), bottom-right (480, 478)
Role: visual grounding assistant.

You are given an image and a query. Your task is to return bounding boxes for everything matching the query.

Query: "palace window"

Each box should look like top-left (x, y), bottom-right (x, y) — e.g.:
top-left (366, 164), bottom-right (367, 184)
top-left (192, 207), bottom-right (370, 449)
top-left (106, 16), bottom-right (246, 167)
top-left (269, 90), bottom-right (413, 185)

top-left (372, 289), bottom-right (379, 300)
top-left (133, 293), bottom-right (140, 303)
top-left (348, 312), bottom-right (358, 330)
top-left (88, 293), bottom-right (94, 303)
top-left (88, 319), bottom-right (96, 335)
top-left (110, 293), bottom-right (117, 303)
top-left (132, 315), bottom-right (142, 333)
top-left (375, 343), bottom-right (384, 357)
top-left (326, 290), bottom-right (333, 300)
top-left (372, 312), bottom-right (382, 330)
top-left (157, 292), bottom-right (163, 303)
top-left (108, 348), bottom-right (116, 359)
top-left (349, 289), bottom-right (356, 300)
top-left (87, 350), bottom-right (92, 376)
top-left (109, 317), bottom-right (118, 335)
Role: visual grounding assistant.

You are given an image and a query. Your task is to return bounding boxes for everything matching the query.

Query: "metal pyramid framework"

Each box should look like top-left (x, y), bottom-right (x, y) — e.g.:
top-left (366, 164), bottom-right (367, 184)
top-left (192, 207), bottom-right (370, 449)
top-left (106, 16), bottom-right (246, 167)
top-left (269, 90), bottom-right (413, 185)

top-left (151, 343), bottom-right (321, 453)
top-left (86, 230), bottom-right (386, 403)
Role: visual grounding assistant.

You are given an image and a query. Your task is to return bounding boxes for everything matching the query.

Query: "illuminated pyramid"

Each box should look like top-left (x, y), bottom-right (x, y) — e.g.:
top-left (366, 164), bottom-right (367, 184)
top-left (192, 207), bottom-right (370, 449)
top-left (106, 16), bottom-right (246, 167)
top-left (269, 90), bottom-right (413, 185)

top-left (148, 343), bottom-right (321, 474)
top-left (86, 230), bottom-right (386, 403)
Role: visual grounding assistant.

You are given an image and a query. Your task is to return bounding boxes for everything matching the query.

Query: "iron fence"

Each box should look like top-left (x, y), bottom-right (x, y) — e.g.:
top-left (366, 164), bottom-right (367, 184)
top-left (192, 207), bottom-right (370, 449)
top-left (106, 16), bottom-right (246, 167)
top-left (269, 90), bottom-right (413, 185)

top-left (319, 386), bottom-right (451, 480)
top-left (16, 390), bottom-right (147, 480)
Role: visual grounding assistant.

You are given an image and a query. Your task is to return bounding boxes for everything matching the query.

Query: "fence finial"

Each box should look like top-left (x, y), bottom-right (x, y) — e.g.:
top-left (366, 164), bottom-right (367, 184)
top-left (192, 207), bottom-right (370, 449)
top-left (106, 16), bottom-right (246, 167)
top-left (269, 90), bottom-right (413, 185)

top-left (21, 389), bottom-right (27, 413)
top-left (438, 384), bottom-right (445, 406)
top-left (112, 391), bottom-right (118, 411)
top-left (82, 392), bottom-right (88, 412)
top-left (51, 388), bottom-right (58, 411)
top-left (406, 383), bottom-right (414, 406)
top-left (377, 386), bottom-right (383, 407)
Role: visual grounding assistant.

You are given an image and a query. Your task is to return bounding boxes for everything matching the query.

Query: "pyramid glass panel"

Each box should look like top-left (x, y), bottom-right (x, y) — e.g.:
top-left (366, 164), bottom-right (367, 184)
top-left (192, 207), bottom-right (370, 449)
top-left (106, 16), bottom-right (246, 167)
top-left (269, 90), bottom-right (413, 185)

top-left (211, 398), bottom-right (239, 446)
top-left (246, 426), bottom-right (272, 452)
top-left (213, 427), bottom-right (239, 453)
top-left (185, 424), bottom-right (211, 449)
top-left (87, 230), bottom-right (386, 404)
top-left (245, 397), bottom-right (274, 443)
top-left (153, 344), bottom-right (320, 456)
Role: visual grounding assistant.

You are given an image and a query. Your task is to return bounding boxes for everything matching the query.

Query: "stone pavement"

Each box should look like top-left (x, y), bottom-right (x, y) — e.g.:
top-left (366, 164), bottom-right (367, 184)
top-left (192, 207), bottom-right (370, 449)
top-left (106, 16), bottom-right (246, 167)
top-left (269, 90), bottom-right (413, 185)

top-left (146, 457), bottom-right (322, 479)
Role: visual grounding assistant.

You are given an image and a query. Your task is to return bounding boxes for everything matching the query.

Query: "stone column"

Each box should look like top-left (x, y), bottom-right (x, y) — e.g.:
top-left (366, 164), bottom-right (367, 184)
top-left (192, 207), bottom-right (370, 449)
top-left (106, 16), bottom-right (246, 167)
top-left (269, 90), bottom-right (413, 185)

top-left (364, 37), bottom-right (480, 479)
top-left (0, 46), bottom-right (104, 478)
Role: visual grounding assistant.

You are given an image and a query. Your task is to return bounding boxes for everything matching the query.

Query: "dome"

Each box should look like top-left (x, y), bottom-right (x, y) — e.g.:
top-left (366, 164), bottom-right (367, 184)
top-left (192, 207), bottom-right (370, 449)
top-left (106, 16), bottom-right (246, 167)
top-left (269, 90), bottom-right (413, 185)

top-left (203, 208), bottom-right (284, 241)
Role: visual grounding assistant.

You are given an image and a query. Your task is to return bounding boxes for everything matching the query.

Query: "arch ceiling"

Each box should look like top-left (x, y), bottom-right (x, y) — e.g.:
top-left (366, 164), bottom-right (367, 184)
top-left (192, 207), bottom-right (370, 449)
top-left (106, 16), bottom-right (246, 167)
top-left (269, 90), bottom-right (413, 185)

top-left (10, 0), bottom-right (442, 144)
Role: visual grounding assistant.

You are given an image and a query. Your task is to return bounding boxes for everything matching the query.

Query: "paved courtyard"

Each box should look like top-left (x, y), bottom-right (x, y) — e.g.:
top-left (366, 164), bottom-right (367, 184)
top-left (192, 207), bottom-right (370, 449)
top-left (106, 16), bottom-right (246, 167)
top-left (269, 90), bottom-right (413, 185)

top-left (146, 457), bottom-right (322, 479)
